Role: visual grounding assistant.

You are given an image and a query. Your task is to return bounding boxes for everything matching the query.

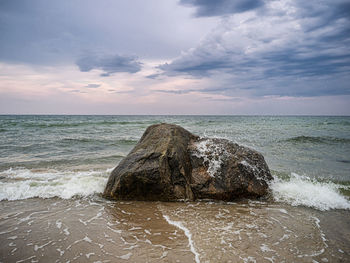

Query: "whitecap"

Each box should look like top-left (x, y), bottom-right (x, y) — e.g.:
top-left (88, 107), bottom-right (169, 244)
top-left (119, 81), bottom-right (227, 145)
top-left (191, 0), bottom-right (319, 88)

top-left (271, 173), bottom-right (350, 211)
top-left (0, 168), bottom-right (109, 201)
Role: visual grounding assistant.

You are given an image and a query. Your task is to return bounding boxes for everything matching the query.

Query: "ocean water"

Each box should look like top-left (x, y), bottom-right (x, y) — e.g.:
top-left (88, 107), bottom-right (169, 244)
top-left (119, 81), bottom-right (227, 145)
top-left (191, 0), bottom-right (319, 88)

top-left (0, 115), bottom-right (349, 262)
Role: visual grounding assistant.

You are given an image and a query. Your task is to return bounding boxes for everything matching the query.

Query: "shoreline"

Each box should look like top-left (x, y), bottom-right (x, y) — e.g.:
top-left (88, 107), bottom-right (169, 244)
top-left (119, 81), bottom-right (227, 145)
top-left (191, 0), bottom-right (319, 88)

top-left (1, 197), bottom-right (349, 262)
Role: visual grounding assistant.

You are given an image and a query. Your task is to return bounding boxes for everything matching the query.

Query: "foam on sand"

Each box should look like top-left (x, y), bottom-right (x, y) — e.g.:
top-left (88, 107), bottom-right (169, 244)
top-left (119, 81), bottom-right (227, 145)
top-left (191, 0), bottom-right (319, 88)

top-left (163, 215), bottom-right (200, 263)
top-left (271, 173), bottom-right (350, 211)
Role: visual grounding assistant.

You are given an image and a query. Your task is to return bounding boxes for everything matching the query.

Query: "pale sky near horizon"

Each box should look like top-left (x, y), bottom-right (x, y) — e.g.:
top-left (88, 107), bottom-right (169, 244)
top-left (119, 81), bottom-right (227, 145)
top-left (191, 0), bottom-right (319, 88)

top-left (0, 0), bottom-right (349, 115)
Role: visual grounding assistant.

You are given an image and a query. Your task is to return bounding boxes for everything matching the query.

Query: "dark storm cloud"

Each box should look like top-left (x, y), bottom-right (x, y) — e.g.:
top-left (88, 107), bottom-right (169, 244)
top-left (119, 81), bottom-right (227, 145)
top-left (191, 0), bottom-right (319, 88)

top-left (179, 0), bottom-right (264, 17)
top-left (160, 0), bottom-right (350, 97)
top-left (0, 0), bottom-right (210, 65)
top-left (153, 87), bottom-right (234, 95)
top-left (159, 59), bottom-right (233, 76)
top-left (76, 54), bottom-right (142, 76)
top-left (1, 0), bottom-right (349, 100)
top-left (0, 0), bottom-right (82, 64)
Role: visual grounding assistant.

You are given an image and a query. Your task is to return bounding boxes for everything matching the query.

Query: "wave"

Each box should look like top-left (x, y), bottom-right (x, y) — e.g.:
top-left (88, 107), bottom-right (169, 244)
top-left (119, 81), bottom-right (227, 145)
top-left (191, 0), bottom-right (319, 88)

top-left (282, 136), bottom-right (350, 144)
top-left (316, 120), bottom-right (350, 126)
top-left (1, 169), bottom-right (349, 212)
top-left (16, 120), bottom-right (156, 129)
top-left (59, 138), bottom-right (138, 145)
top-left (270, 173), bottom-right (350, 211)
top-left (0, 154), bottom-right (125, 172)
top-left (0, 168), bottom-right (110, 201)
top-left (5, 138), bottom-right (137, 153)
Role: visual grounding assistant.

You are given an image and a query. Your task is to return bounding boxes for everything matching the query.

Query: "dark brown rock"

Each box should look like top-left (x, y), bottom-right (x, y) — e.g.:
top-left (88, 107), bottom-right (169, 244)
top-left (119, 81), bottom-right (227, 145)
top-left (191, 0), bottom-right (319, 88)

top-left (103, 123), bottom-right (197, 201)
top-left (189, 138), bottom-right (272, 200)
top-left (103, 123), bottom-right (272, 201)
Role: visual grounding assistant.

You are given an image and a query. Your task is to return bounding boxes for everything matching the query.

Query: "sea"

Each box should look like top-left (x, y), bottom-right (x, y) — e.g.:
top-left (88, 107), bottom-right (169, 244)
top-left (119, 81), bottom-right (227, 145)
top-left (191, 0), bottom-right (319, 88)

top-left (0, 115), bottom-right (349, 263)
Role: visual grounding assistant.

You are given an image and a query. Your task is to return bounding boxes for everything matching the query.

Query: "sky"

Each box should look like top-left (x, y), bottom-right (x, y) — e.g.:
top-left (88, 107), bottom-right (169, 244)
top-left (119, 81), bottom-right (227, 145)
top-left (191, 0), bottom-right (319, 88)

top-left (0, 0), bottom-right (349, 115)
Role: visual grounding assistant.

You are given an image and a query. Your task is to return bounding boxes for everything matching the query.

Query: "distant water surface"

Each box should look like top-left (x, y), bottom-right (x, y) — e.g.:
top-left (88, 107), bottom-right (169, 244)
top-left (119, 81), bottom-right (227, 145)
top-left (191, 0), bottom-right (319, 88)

top-left (0, 115), bottom-right (349, 262)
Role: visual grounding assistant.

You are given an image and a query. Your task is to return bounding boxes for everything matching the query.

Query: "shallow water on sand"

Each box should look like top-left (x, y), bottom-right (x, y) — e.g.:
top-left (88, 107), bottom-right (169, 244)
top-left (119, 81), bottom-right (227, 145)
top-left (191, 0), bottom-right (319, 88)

top-left (1, 197), bottom-right (349, 263)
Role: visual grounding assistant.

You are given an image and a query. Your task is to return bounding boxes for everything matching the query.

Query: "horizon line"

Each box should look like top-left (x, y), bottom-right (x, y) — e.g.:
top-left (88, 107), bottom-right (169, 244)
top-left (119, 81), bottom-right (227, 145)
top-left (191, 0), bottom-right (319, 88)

top-left (1, 114), bottom-right (349, 117)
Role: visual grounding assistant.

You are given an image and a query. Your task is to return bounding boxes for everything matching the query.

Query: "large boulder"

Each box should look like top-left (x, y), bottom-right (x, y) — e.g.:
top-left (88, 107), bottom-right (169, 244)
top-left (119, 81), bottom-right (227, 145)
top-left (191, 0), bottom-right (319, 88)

top-left (103, 123), bottom-right (272, 201)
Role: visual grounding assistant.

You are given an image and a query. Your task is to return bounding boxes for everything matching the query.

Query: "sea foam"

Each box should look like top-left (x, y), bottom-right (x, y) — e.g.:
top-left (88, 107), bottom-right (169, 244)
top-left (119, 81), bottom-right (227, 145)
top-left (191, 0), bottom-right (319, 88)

top-left (1, 168), bottom-right (349, 212)
top-left (192, 139), bottom-right (228, 177)
top-left (271, 173), bottom-right (350, 211)
top-left (0, 168), bottom-right (110, 201)
top-left (163, 215), bottom-right (200, 263)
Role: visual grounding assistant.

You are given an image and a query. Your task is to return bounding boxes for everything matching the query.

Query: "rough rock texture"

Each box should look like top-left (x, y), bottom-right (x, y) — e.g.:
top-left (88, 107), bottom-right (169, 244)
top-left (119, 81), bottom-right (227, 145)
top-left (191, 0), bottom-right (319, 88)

top-left (103, 123), bottom-right (272, 201)
top-left (189, 138), bottom-right (272, 200)
top-left (103, 123), bottom-right (197, 201)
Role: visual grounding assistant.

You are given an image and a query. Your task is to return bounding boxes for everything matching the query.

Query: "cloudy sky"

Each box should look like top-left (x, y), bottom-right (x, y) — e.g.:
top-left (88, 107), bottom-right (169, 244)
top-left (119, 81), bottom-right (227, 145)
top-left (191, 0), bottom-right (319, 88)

top-left (0, 0), bottom-right (349, 115)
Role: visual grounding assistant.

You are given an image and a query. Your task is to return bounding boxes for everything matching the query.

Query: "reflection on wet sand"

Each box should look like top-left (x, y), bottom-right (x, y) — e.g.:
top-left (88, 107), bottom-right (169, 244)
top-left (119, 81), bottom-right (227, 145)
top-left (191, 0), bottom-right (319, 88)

top-left (0, 198), bottom-right (349, 262)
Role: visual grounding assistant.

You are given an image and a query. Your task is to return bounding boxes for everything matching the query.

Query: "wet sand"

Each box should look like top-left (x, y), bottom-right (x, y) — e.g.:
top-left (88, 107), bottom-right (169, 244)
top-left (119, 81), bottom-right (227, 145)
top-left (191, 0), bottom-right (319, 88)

top-left (0, 197), bottom-right (349, 262)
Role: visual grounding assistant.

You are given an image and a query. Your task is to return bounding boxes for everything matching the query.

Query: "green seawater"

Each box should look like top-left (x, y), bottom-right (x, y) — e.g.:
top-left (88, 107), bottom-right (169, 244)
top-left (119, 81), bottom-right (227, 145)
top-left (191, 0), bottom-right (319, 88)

top-left (1, 115), bottom-right (349, 181)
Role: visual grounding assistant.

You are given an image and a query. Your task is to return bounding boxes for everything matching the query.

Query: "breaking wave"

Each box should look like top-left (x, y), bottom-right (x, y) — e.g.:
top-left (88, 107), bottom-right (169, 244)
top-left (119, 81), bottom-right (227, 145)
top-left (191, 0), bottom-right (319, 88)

top-left (270, 173), bottom-right (350, 211)
top-left (0, 168), bottom-right (110, 201)
top-left (1, 168), bottom-right (350, 212)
